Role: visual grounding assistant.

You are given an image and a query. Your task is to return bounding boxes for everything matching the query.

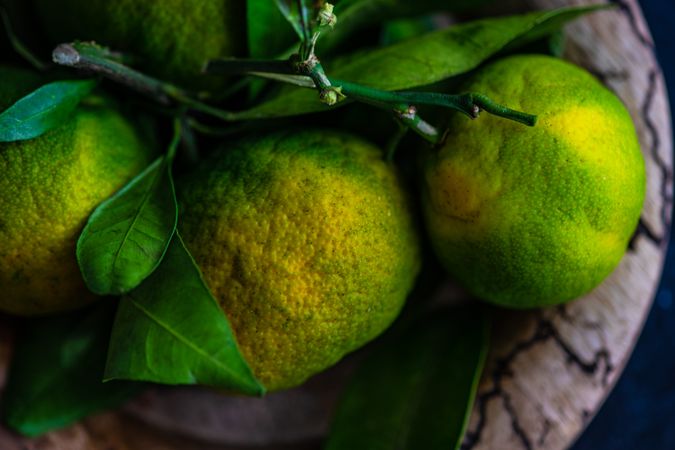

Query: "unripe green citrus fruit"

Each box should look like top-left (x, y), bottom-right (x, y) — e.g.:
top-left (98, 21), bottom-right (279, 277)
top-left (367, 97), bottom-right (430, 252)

top-left (32, 0), bottom-right (245, 91)
top-left (178, 130), bottom-right (421, 391)
top-left (422, 55), bottom-right (645, 308)
top-left (0, 66), bottom-right (154, 315)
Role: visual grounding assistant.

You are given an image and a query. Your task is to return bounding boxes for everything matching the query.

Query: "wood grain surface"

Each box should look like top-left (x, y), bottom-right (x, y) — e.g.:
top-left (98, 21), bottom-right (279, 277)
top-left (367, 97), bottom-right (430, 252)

top-left (0, 0), bottom-right (670, 449)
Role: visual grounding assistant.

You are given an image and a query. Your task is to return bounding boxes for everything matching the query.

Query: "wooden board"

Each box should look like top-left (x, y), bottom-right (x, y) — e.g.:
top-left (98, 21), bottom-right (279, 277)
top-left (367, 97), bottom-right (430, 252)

top-left (0, 0), bottom-right (670, 449)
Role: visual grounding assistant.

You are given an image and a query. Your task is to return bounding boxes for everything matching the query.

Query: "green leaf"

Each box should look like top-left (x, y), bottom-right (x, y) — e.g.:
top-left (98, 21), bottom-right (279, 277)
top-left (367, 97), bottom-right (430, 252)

top-left (76, 127), bottom-right (180, 296)
top-left (2, 301), bottom-right (144, 437)
top-left (548, 30), bottom-right (566, 57)
top-left (0, 78), bottom-right (96, 142)
top-left (319, 0), bottom-right (496, 54)
top-left (324, 308), bottom-right (490, 450)
top-left (274, 0), bottom-right (306, 40)
top-left (105, 232), bottom-right (265, 396)
top-left (247, 0), bottom-right (297, 58)
top-left (234, 6), bottom-right (605, 120)
top-left (380, 15), bottom-right (440, 47)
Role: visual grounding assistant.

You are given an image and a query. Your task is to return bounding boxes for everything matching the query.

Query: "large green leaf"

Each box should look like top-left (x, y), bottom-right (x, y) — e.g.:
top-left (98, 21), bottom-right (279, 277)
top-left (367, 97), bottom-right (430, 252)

top-left (247, 0), bottom-right (297, 58)
top-left (319, 0), bottom-right (496, 54)
top-left (105, 233), bottom-right (265, 396)
top-left (324, 308), bottom-right (490, 450)
top-left (273, 0), bottom-right (310, 40)
top-left (2, 301), bottom-right (144, 437)
top-left (0, 79), bottom-right (96, 142)
top-left (380, 15), bottom-right (442, 47)
top-left (77, 128), bottom-right (179, 296)
top-left (233, 6), bottom-right (604, 120)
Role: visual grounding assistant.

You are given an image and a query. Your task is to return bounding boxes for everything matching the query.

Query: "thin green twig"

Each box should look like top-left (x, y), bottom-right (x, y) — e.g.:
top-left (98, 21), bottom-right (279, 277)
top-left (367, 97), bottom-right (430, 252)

top-left (53, 42), bottom-right (170, 102)
top-left (297, 0), bottom-right (311, 51)
top-left (0, 6), bottom-right (48, 70)
top-left (204, 57), bottom-right (537, 127)
top-left (333, 80), bottom-right (537, 126)
top-left (52, 42), bottom-right (237, 121)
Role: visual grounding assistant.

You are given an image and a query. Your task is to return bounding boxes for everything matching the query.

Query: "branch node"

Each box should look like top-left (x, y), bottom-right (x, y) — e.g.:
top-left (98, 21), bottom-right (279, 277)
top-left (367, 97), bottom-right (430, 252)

top-left (318, 3), bottom-right (337, 29)
top-left (319, 86), bottom-right (345, 105)
top-left (52, 43), bottom-right (80, 66)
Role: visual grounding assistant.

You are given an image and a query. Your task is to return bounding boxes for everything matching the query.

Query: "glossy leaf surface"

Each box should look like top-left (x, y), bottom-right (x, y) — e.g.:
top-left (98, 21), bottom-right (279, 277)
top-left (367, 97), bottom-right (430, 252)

top-left (234, 6), bottom-right (604, 120)
top-left (325, 308), bottom-right (490, 450)
top-left (2, 302), bottom-right (143, 437)
top-left (105, 233), bottom-right (265, 396)
top-left (77, 138), bottom-right (178, 296)
top-left (0, 79), bottom-right (96, 142)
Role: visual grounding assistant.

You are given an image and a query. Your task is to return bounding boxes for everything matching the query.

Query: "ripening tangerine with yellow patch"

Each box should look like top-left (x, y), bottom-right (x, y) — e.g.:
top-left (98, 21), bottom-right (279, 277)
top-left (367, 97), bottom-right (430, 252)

top-left (422, 55), bottom-right (645, 308)
top-left (178, 130), bottom-right (421, 391)
top-left (0, 66), bottom-right (154, 315)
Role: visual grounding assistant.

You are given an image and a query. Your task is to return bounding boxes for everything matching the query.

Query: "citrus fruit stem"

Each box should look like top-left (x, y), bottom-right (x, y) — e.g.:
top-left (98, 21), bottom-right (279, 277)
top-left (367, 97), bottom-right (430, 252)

top-left (52, 42), bottom-right (237, 122)
top-left (53, 40), bottom-right (535, 142)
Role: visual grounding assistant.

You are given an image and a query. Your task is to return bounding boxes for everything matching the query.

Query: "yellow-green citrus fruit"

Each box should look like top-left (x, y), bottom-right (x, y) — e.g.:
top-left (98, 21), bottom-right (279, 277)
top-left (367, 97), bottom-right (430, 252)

top-left (0, 66), bottom-right (154, 315)
top-left (32, 0), bottom-right (245, 91)
top-left (179, 130), bottom-right (421, 391)
top-left (422, 55), bottom-right (645, 308)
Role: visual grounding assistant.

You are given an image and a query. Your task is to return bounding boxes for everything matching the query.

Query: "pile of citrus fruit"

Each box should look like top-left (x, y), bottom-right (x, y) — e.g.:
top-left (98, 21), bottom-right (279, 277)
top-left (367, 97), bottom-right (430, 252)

top-left (0, 0), bottom-right (646, 445)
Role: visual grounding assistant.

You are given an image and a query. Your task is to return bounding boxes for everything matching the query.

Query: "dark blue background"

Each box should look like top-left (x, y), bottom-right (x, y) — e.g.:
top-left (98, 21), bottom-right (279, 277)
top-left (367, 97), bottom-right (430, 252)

top-left (572, 1), bottom-right (675, 449)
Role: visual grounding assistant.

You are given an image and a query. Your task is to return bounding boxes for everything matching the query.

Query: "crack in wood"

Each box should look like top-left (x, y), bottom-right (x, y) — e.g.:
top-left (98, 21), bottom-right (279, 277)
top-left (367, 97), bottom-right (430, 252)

top-left (642, 68), bottom-right (673, 235)
top-left (547, 321), bottom-right (614, 385)
top-left (625, 67), bottom-right (673, 251)
top-left (611, 0), bottom-right (672, 244)
top-left (629, 217), bottom-right (665, 250)
top-left (581, 409), bottom-right (592, 424)
top-left (555, 304), bottom-right (574, 322)
top-left (608, 0), bottom-right (654, 48)
top-left (587, 69), bottom-right (630, 86)
top-left (537, 419), bottom-right (552, 446)
top-left (502, 391), bottom-right (534, 450)
top-left (462, 314), bottom-right (614, 450)
top-left (555, 305), bottom-right (603, 333)
top-left (462, 387), bottom-right (500, 450)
